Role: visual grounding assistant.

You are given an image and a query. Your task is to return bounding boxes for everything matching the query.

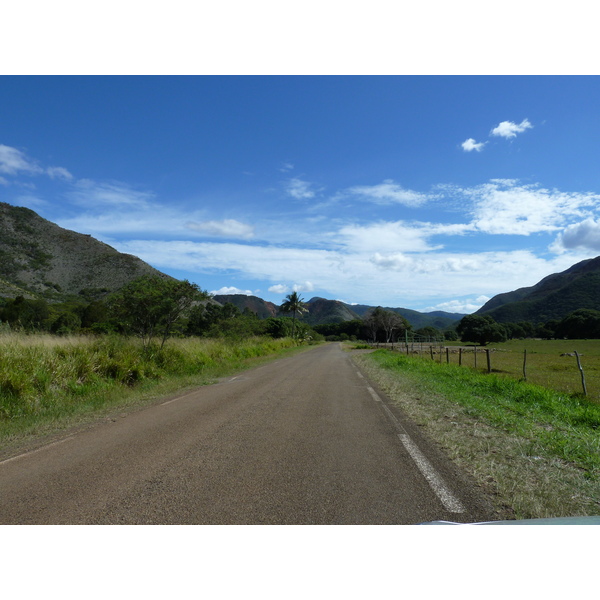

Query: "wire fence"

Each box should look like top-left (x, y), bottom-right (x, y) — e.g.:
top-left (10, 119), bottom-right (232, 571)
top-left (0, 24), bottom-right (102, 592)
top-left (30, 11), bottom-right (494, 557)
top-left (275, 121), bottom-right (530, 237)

top-left (374, 342), bottom-right (600, 400)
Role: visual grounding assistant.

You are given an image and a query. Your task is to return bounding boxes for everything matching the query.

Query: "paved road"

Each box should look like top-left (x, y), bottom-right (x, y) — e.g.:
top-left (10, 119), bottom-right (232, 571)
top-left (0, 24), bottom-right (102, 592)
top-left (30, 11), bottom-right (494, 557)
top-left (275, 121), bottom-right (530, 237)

top-left (0, 344), bottom-right (494, 524)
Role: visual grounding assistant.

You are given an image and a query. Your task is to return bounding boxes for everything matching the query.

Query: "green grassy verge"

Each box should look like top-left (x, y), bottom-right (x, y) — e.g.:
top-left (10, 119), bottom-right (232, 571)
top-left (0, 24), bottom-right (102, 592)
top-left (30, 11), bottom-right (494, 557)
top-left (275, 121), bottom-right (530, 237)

top-left (0, 334), bottom-right (304, 447)
top-left (441, 339), bottom-right (600, 398)
top-left (352, 348), bottom-right (600, 520)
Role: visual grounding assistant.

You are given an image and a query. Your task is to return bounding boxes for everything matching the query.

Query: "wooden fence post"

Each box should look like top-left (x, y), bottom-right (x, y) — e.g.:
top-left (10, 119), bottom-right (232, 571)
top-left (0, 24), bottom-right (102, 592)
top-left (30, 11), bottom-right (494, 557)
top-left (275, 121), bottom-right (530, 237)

top-left (522, 349), bottom-right (527, 381)
top-left (446, 348), bottom-right (450, 364)
top-left (430, 346), bottom-right (434, 360)
top-left (486, 348), bottom-right (491, 373)
top-left (474, 347), bottom-right (477, 369)
top-left (459, 347), bottom-right (462, 366)
top-left (574, 350), bottom-right (587, 396)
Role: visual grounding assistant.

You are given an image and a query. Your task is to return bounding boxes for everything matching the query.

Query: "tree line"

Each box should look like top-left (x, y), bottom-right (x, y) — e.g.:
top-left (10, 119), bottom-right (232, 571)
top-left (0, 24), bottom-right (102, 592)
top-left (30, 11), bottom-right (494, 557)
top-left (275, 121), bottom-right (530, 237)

top-left (0, 277), bottom-right (321, 345)
top-left (3, 276), bottom-right (599, 345)
top-left (455, 309), bottom-right (600, 345)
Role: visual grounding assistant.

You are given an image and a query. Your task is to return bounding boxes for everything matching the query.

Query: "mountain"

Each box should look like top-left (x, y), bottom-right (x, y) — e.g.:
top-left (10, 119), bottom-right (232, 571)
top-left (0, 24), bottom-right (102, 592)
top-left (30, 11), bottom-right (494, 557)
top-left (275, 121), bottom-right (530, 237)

top-left (343, 303), bottom-right (465, 329)
top-left (212, 294), bottom-right (279, 318)
top-left (476, 256), bottom-right (600, 323)
top-left (216, 294), bottom-right (464, 328)
top-left (304, 297), bottom-right (361, 325)
top-left (0, 202), bottom-right (170, 301)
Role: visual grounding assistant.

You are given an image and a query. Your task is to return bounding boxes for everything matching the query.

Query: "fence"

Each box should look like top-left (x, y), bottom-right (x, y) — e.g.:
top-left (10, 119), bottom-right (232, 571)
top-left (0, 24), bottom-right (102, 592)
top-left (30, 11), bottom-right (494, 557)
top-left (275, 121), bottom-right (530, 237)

top-left (375, 342), bottom-right (600, 400)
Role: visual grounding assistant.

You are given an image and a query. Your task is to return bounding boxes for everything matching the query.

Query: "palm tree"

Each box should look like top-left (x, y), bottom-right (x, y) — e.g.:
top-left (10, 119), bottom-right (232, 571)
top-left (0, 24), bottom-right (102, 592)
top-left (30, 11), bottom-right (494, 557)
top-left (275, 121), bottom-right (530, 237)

top-left (280, 291), bottom-right (307, 339)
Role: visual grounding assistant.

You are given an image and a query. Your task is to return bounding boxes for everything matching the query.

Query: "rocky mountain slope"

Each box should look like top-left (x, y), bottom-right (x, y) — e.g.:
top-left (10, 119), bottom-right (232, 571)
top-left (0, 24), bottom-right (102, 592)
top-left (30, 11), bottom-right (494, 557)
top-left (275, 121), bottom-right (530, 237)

top-left (0, 202), bottom-right (170, 301)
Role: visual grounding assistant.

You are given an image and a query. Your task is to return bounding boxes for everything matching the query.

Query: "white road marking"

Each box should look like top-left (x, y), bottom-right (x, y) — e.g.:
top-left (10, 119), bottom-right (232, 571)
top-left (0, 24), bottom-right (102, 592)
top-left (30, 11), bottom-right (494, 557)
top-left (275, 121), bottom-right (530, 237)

top-left (398, 434), bottom-right (466, 514)
top-left (366, 386), bottom-right (381, 402)
top-left (0, 435), bottom-right (75, 466)
top-left (364, 378), bottom-right (465, 514)
top-left (161, 389), bottom-right (203, 406)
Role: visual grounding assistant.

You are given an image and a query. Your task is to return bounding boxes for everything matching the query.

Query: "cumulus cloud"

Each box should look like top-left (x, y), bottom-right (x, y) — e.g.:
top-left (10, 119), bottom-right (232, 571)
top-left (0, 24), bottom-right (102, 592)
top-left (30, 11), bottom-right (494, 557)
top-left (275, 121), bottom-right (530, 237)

top-left (424, 296), bottom-right (491, 314)
top-left (211, 286), bottom-right (254, 296)
top-left (552, 218), bottom-right (600, 252)
top-left (453, 180), bottom-right (599, 235)
top-left (490, 118), bottom-right (533, 139)
top-left (345, 179), bottom-right (429, 206)
top-left (186, 219), bottom-right (254, 239)
top-left (293, 281), bottom-right (315, 292)
top-left (269, 284), bottom-right (289, 294)
top-left (461, 138), bottom-right (486, 152)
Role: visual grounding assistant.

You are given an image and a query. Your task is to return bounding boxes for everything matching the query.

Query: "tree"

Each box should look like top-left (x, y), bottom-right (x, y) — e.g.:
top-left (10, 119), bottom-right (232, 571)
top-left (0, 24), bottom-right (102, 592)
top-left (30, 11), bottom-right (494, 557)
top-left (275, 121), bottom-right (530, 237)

top-left (363, 307), bottom-right (409, 344)
top-left (279, 291), bottom-right (308, 339)
top-left (108, 276), bottom-right (207, 349)
top-left (456, 314), bottom-right (507, 346)
top-left (555, 309), bottom-right (600, 339)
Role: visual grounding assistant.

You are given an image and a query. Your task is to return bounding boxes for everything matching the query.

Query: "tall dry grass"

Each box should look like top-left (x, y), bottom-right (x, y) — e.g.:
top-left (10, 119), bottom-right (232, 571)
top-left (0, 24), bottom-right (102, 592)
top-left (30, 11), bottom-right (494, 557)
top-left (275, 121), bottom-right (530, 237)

top-left (0, 333), bottom-right (298, 438)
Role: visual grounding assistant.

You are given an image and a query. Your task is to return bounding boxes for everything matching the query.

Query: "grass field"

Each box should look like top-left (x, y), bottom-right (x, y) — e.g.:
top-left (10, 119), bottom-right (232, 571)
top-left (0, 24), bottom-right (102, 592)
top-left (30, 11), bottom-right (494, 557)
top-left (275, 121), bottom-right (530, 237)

top-left (402, 339), bottom-right (600, 401)
top-left (353, 347), bottom-right (600, 520)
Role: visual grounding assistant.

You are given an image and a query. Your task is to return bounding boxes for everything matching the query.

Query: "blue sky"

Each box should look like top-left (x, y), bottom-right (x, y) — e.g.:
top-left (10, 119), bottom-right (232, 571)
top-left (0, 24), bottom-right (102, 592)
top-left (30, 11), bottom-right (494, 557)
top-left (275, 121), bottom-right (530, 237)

top-left (2, 75), bottom-right (600, 313)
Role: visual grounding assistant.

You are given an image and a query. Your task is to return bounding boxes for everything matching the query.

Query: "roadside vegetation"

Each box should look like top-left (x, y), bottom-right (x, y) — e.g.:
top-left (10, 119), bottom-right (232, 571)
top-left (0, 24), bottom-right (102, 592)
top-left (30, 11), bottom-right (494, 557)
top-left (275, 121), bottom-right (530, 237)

top-left (0, 333), bottom-right (304, 444)
top-left (353, 348), bottom-right (600, 520)
top-left (0, 276), bottom-right (323, 446)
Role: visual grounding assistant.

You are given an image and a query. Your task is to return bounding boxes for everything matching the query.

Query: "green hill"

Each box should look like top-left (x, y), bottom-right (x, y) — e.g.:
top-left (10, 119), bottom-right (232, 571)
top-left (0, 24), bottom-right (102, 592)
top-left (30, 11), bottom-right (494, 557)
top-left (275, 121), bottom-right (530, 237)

top-left (476, 256), bottom-right (600, 323)
top-left (0, 202), bottom-right (170, 301)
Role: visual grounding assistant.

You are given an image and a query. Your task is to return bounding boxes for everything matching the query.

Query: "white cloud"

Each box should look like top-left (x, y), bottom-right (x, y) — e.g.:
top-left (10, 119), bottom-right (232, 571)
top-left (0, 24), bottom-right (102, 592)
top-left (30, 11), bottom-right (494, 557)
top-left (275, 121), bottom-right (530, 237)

top-left (424, 296), bottom-right (491, 314)
top-left (47, 166), bottom-right (73, 180)
top-left (211, 286), bottom-right (254, 296)
top-left (461, 138), bottom-right (486, 152)
top-left (111, 237), bottom-right (585, 310)
top-left (293, 281), bottom-right (314, 292)
top-left (370, 253), bottom-right (482, 274)
top-left (455, 180), bottom-right (599, 235)
top-left (337, 221), bottom-right (442, 253)
top-left (345, 179), bottom-right (429, 206)
top-left (286, 178), bottom-right (316, 199)
top-left (552, 218), bottom-right (600, 252)
top-left (186, 219), bottom-right (254, 239)
top-left (0, 144), bottom-right (43, 175)
top-left (269, 284), bottom-right (289, 294)
top-left (69, 179), bottom-right (154, 208)
top-left (490, 118), bottom-right (533, 139)
top-left (280, 162), bottom-right (294, 172)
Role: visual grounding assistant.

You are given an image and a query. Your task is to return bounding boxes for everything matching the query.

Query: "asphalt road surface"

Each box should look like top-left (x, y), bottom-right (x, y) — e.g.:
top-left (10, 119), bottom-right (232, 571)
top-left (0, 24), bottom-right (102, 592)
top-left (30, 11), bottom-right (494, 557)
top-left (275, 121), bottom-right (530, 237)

top-left (0, 344), bottom-right (495, 524)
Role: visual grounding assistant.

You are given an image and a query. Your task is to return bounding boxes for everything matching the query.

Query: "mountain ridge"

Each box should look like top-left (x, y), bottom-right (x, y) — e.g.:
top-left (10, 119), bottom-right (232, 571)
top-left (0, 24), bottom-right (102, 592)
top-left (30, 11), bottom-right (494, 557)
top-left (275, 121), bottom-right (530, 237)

top-left (476, 256), bottom-right (600, 323)
top-left (0, 202), bottom-right (171, 301)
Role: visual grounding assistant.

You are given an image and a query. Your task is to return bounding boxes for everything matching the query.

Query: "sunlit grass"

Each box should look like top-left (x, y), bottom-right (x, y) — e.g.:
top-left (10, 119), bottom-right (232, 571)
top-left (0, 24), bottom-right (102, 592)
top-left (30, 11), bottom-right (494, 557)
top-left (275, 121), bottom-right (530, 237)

top-left (411, 339), bottom-right (600, 399)
top-left (353, 349), bottom-right (600, 520)
top-left (0, 333), bottom-right (299, 442)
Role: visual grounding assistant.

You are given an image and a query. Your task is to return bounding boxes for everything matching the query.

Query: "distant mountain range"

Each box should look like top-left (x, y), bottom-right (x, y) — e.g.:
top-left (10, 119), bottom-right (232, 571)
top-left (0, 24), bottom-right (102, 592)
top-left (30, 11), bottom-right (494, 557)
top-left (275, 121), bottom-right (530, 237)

top-left (214, 294), bottom-right (466, 329)
top-left (2, 201), bottom-right (599, 329)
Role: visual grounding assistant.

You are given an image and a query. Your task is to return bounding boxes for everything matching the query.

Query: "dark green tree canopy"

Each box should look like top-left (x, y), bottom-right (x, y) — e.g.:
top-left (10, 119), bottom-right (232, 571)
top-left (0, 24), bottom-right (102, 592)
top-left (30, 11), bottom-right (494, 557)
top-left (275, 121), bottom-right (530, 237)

top-left (457, 314), bottom-right (507, 346)
top-left (108, 275), bottom-right (207, 348)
